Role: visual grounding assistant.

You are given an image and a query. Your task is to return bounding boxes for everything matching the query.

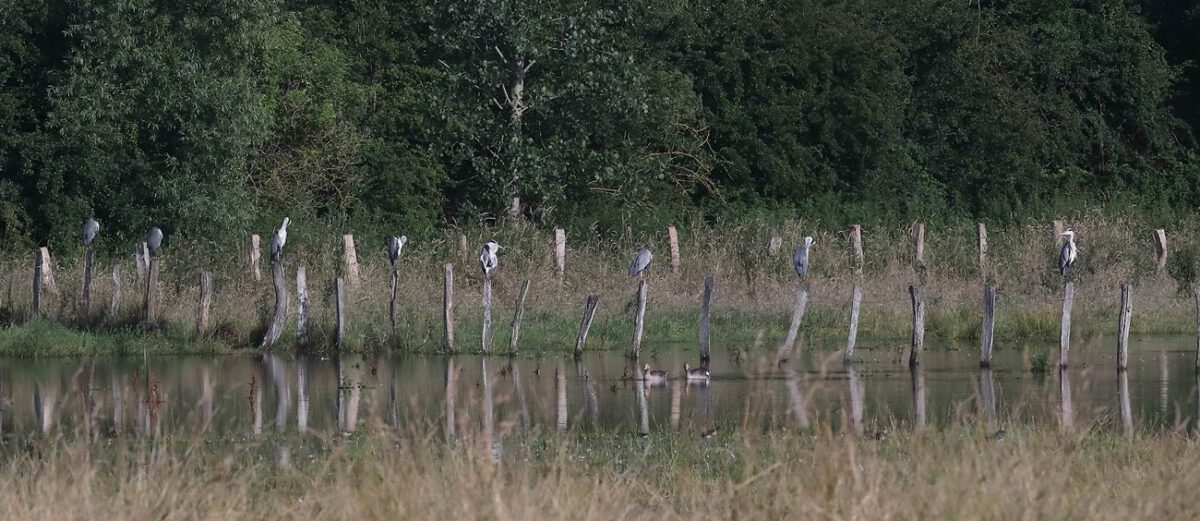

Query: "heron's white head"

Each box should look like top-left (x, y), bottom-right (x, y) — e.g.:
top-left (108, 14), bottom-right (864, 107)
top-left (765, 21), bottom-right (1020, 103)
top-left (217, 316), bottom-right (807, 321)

top-left (803, 236), bottom-right (815, 247)
top-left (1061, 229), bottom-right (1076, 240)
top-left (486, 241), bottom-right (502, 251)
top-left (398, 235), bottom-right (407, 247)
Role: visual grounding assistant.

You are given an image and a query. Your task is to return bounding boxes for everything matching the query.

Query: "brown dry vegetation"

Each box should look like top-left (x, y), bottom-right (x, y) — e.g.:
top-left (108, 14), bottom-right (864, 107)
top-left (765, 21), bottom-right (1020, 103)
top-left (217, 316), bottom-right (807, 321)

top-left (1, 213), bottom-right (1197, 353)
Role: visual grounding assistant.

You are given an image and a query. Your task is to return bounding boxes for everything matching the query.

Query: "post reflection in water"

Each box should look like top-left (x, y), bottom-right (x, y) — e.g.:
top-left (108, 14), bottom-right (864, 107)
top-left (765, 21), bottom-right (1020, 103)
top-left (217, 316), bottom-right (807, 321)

top-left (978, 368), bottom-right (997, 425)
top-left (511, 358), bottom-right (530, 431)
top-left (846, 363), bottom-right (864, 436)
top-left (266, 354), bottom-right (290, 432)
top-left (555, 361), bottom-right (567, 432)
top-left (1119, 370), bottom-right (1133, 435)
top-left (669, 380), bottom-right (682, 429)
top-left (444, 357), bottom-right (456, 442)
top-left (481, 358), bottom-right (498, 461)
top-left (575, 358), bottom-right (599, 427)
top-left (337, 355), bottom-right (363, 435)
top-left (910, 364), bottom-right (926, 432)
top-left (1059, 368), bottom-right (1074, 432)
top-left (297, 357), bottom-right (310, 433)
top-left (784, 366), bottom-right (809, 430)
top-left (634, 369), bottom-right (649, 437)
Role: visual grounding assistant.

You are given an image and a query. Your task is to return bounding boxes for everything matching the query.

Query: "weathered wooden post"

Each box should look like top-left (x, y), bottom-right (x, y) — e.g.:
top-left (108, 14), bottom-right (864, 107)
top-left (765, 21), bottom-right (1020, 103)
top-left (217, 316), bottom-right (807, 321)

top-left (980, 285), bottom-right (997, 367)
top-left (144, 257), bottom-right (160, 324)
top-left (260, 257), bottom-right (288, 348)
top-left (554, 228), bottom-right (566, 285)
top-left (109, 266), bottom-right (121, 317)
top-left (845, 224), bottom-right (864, 363)
top-left (911, 364), bottom-right (927, 432)
top-left (1059, 367), bottom-right (1074, 432)
top-left (458, 234), bottom-right (469, 259)
top-left (249, 234), bottom-right (262, 281)
top-left (443, 264), bottom-right (454, 351)
top-left (699, 275), bottom-right (715, 365)
top-left (1118, 370), bottom-right (1133, 435)
top-left (1117, 283), bottom-right (1133, 371)
top-left (574, 295), bottom-right (600, 359)
top-left (508, 280), bottom-right (531, 354)
top-left (342, 234), bottom-right (360, 285)
top-left (667, 225), bottom-right (681, 274)
top-left (1194, 287), bottom-right (1200, 371)
top-left (1053, 220), bottom-right (1065, 246)
top-left (388, 269), bottom-right (399, 334)
top-left (977, 222), bottom-right (988, 279)
top-left (296, 267), bottom-right (309, 346)
top-left (509, 196), bottom-right (521, 218)
top-left (908, 283), bottom-right (925, 368)
top-left (777, 283), bottom-right (810, 363)
top-left (82, 220), bottom-right (99, 317)
top-left (912, 222), bottom-right (925, 268)
top-left (135, 243), bottom-right (148, 282)
top-left (768, 236), bottom-right (783, 256)
top-left (1060, 282), bottom-right (1075, 367)
top-left (481, 274), bottom-right (493, 352)
top-left (1153, 229), bottom-right (1168, 271)
top-left (334, 277), bottom-right (346, 347)
top-left (630, 277), bottom-right (649, 358)
top-left (196, 271), bottom-right (213, 334)
top-left (32, 249), bottom-right (42, 317)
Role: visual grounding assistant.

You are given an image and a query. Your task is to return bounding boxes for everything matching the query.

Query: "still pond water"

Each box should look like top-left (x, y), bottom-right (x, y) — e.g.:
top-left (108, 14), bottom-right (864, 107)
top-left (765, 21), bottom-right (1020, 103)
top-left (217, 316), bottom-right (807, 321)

top-left (1, 337), bottom-right (1197, 439)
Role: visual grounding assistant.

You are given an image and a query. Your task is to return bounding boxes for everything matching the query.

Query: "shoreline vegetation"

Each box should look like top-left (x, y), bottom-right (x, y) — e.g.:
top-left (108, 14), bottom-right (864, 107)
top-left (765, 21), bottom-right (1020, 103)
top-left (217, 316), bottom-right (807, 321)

top-left (1, 214), bottom-right (1199, 358)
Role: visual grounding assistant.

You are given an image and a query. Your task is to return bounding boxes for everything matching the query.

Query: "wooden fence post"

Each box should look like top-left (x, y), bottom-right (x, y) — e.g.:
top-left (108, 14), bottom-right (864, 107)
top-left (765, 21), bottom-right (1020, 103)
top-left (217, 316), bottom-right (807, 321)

top-left (109, 266), bottom-right (121, 317)
top-left (82, 243), bottom-right (96, 317)
top-left (443, 264), bottom-right (454, 351)
top-left (1117, 283), bottom-right (1133, 371)
top-left (261, 257), bottom-right (288, 348)
top-left (768, 236), bottom-right (783, 256)
top-left (1194, 287), bottom-right (1200, 371)
top-left (980, 284), bottom-right (997, 367)
top-left (32, 249), bottom-right (42, 317)
top-left (845, 225), bottom-right (864, 363)
top-left (1053, 220), bottom-right (1065, 247)
top-left (554, 229), bottom-right (566, 285)
top-left (458, 234), bottom-right (469, 259)
top-left (334, 277), bottom-right (346, 347)
top-left (296, 267), bottom-right (309, 346)
top-left (630, 278), bottom-right (649, 358)
top-left (481, 275), bottom-right (493, 352)
top-left (196, 271), bottom-right (213, 334)
top-left (508, 279), bottom-right (531, 354)
top-left (135, 243), bottom-right (148, 282)
top-left (778, 283), bottom-right (810, 363)
top-left (509, 197), bottom-right (521, 218)
top-left (1118, 371), bottom-right (1133, 435)
top-left (574, 295), bottom-right (600, 359)
top-left (667, 225), bottom-right (680, 274)
top-left (38, 247), bottom-right (58, 296)
top-left (699, 275), bottom-right (714, 365)
top-left (908, 283), bottom-right (925, 368)
top-left (143, 257), bottom-right (159, 324)
top-left (912, 222), bottom-right (925, 268)
top-left (1153, 229), bottom-right (1168, 270)
top-left (342, 234), bottom-right (360, 285)
top-left (977, 223), bottom-right (988, 279)
top-left (1060, 282), bottom-right (1075, 367)
top-left (250, 234), bottom-right (262, 281)
top-left (389, 269), bottom-right (399, 335)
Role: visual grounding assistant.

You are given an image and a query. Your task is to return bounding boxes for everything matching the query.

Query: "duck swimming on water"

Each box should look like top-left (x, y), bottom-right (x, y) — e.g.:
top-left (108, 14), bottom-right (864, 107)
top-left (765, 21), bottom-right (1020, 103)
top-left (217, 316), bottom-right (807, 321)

top-left (642, 364), bottom-right (668, 385)
top-left (684, 362), bottom-right (710, 382)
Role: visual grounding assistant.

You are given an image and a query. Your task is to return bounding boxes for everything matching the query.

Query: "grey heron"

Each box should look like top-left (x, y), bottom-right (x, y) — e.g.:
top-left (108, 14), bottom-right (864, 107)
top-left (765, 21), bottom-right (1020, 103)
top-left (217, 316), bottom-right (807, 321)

top-left (83, 219), bottom-right (99, 247)
top-left (387, 235), bottom-right (407, 266)
top-left (629, 247), bottom-right (653, 277)
top-left (1058, 229), bottom-right (1077, 277)
top-left (642, 364), bottom-right (668, 384)
top-left (792, 236), bottom-right (814, 279)
top-left (479, 241), bottom-right (501, 277)
top-left (270, 217), bottom-right (290, 261)
top-left (683, 362), bottom-right (710, 382)
top-left (147, 227), bottom-right (163, 257)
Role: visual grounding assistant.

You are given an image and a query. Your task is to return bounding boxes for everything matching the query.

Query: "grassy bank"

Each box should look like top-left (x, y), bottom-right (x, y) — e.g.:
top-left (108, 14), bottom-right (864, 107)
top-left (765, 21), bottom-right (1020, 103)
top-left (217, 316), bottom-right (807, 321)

top-left (2, 212), bottom-right (1199, 355)
top-left (3, 425), bottom-right (1198, 520)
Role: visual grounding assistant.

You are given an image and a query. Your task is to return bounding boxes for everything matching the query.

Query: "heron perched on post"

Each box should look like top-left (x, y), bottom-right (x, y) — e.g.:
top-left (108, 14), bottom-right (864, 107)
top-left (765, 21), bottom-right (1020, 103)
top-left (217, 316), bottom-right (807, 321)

top-left (147, 227), bottom-right (164, 257)
top-left (387, 235), bottom-right (407, 266)
top-left (479, 241), bottom-right (501, 277)
top-left (629, 248), bottom-right (653, 277)
top-left (792, 236), bottom-right (814, 279)
top-left (83, 219), bottom-right (100, 247)
top-left (271, 217), bottom-right (290, 262)
top-left (1058, 229), bottom-right (1078, 277)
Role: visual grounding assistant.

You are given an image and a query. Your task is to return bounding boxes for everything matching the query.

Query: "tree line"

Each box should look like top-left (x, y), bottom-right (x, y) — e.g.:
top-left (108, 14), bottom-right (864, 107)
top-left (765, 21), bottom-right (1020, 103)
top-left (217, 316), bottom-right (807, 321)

top-left (1, 0), bottom-right (1197, 250)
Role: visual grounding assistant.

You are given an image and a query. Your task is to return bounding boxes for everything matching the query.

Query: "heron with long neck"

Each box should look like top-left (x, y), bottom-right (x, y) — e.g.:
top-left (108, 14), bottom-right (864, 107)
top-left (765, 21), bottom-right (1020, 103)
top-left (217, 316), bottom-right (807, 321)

top-left (793, 236), bottom-right (814, 280)
top-left (147, 227), bottom-right (164, 257)
top-left (387, 235), bottom-right (407, 266)
top-left (83, 219), bottom-right (100, 247)
top-left (1058, 229), bottom-right (1078, 277)
top-left (629, 247), bottom-right (653, 278)
top-left (271, 217), bottom-right (290, 262)
top-left (479, 241), bottom-right (501, 277)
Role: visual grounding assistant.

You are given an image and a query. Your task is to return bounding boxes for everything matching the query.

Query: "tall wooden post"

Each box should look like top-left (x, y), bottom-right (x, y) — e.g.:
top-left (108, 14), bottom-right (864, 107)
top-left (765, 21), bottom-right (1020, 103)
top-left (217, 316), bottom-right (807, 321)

top-left (1118, 370), bottom-right (1133, 435)
top-left (388, 270), bottom-right (399, 334)
top-left (1059, 367), bottom-right (1074, 432)
top-left (37, 247), bottom-right (58, 296)
top-left (250, 234), bottom-right (262, 281)
top-left (1060, 282), bottom-right (1075, 367)
top-left (768, 236), bottom-right (782, 256)
top-left (481, 275), bottom-right (493, 352)
top-left (778, 283), bottom-right (810, 363)
top-left (196, 271), bottom-right (213, 334)
top-left (261, 258), bottom-right (288, 348)
top-left (342, 234), bottom-right (360, 285)
top-left (334, 277), bottom-right (346, 347)
top-left (912, 222), bottom-right (925, 267)
top-left (82, 244), bottom-right (96, 317)
top-left (699, 275), bottom-right (715, 365)
top-left (508, 280), bottom-right (531, 354)
top-left (32, 249), bottom-right (42, 317)
top-left (554, 228), bottom-right (566, 285)
top-left (667, 225), bottom-right (680, 274)
top-left (630, 277), bottom-right (649, 358)
top-left (135, 243), bottom-right (148, 282)
top-left (908, 283), bottom-right (925, 368)
top-left (1117, 283), bottom-right (1133, 371)
top-left (1053, 220), bottom-right (1065, 246)
top-left (1153, 229), bottom-right (1168, 271)
top-left (143, 257), bottom-right (160, 324)
top-left (296, 267), bottom-right (309, 347)
top-left (574, 295), bottom-right (600, 359)
top-left (911, 365), bottom-right (927, 432)
top-left (846, 224), bottom-right (864, 363)
top-left (443, 264), bottom-right (454, 351)
top-left (977, 223), bottom-right (988, 279)
top-left (109, 266), bottom-right (121, 317)
top-left (980, 285), bottom-right (997, 367)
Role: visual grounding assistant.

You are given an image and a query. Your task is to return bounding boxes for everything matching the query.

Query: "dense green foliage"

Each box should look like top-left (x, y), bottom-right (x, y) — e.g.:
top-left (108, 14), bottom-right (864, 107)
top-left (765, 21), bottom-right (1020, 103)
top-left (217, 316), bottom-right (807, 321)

top-left (2, 0), bottom-right (1197, 248)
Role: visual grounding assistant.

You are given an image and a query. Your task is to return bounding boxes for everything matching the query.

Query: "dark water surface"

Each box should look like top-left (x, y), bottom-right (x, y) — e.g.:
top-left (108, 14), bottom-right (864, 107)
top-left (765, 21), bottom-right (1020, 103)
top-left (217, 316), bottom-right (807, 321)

top-left (1, 336), bottom-right (1197, 439)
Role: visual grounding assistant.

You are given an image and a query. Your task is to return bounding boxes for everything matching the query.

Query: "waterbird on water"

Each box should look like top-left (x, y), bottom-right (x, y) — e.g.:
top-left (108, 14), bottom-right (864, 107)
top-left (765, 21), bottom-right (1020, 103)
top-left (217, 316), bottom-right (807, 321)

top-left (629, 247), bottom-right (653, 277)
top-left (83, 219), bottom-right (99, 247)
top-left (642, 364), bottom-right (668, 385)
top-left (147, 227), bottom-right (164, 257)
top-left (684, 362), bottom-right (710, 382)
top-left (479, 241), bottom-right (501, 277)
top-left (387, 235), bottom-right (407, 266)
top-left (271, 217), bottom-right (290, 261)
top-left (792, 236), bottom-right (814, 279)
top-left (1058, 229), bottom-right (1077, 277)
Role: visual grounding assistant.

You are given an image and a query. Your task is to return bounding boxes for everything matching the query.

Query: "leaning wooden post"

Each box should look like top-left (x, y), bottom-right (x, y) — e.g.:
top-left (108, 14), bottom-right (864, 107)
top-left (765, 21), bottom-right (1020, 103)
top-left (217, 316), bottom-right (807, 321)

top-left (1117, 283), bottom-right (1133, 371)
top-left (980, 285), bottom-right (997, 367)
top-left (143, 256), bottom-right (160, 324)
top-left (908, 283), bottom-right (925, 367)
top-left (845, 224), bottom-right (864, 363)
top-left (109, 266), bottom-right (121, 317)
top-left (32, 249), bottom-right (42, 317)
top-left (296, 267), bottom-right (309, 346)
top-left (698, 275), bottom-right (715, 365)
top-left (249, 234), bottom-right (262, 281)
top-left (481, 275), bottom-right (493, 352)
top-left (82, 241), bottom-right (97, 318)
top-left (667, 225), bottom-right (681, 274)
top-left (260, 257), bottom-right (288, 348)
top-left (977, 223), bottom-right (988, 279)
top-left (777, 283), bottom-right (810, 363)
top-left (1153, 229), bottom-right (1168, 271)
top-left (196, 271), bottom-right (213, 334)
top-left (630, 277), bottom-right (649, 358)
top-left (443, 264), bottom-right (455, 351)
top-left (508, 280), bottom-right (531, 355)
top-left (574, 295), bottom-right (600, 359)
top-left (334, 277), bottom-right (346, 347)
top-left (1060, 282), bottom-right (1075, 367)
top-left (554, 229), bottom-right (566, 285)
top-left (342, 234), bottom-right (360, 285)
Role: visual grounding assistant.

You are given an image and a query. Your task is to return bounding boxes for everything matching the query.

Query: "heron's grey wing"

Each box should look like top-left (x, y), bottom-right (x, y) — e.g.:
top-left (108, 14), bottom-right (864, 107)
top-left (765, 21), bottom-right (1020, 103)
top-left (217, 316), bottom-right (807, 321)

top-left (1058, 243), bottom-right (1069, 275)
top-left (792, 246), bottom-right (804, 276)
